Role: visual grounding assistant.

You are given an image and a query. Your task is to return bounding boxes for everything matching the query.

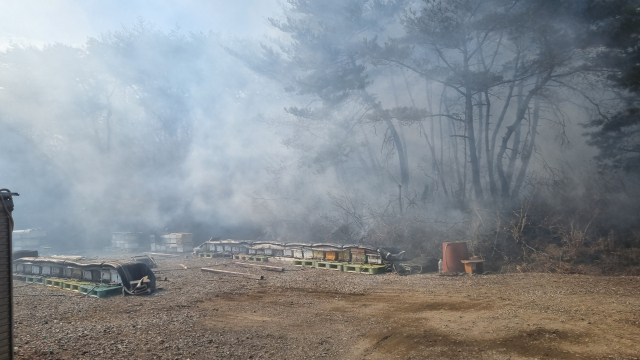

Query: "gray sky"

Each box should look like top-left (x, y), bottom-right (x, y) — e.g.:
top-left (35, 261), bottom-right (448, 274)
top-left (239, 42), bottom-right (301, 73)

top-left (0, 0), bottom-right (281, 49)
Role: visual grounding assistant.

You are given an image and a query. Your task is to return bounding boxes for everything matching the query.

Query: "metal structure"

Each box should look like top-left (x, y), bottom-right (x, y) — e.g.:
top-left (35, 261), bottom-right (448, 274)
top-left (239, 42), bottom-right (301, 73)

top-left (0, 189), bottom-right (18, 360)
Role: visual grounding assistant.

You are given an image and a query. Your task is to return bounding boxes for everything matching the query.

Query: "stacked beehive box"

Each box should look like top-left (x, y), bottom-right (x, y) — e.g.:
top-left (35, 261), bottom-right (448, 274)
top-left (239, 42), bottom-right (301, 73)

top-left (154, 233), bottom-right (193, 253)
top-left (111, 232), bottom-right (144, 251)
top-left (12, 229), bottom-right (46, 251)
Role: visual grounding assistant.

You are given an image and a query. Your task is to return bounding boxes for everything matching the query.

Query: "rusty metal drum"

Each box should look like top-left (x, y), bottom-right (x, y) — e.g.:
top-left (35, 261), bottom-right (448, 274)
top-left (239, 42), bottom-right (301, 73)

top-left (442, 242), bottom-right (469, 273)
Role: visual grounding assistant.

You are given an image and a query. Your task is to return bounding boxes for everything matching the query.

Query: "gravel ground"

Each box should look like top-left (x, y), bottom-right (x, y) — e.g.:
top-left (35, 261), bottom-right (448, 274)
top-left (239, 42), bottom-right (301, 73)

top-left (11, 254), bottom-right (640, 360)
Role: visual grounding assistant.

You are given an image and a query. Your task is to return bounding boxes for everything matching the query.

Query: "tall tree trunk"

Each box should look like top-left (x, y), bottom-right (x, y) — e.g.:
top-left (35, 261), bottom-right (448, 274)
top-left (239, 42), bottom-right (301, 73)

top-left (447, 104), bottom-right (465, 207)
top-left (488, 52), bottom-right (520, 202)
top-left (363, 134), bottom-right (381, 175)
top-left (419, 122), bottom-right (449, 198)
top-left (391, 74), bottom-right (411, 185)
top-left (506, 81), bottom-right (525, 187)
top-left (462, 122), bottom-right (468, 205)
top-left (497, 70), bottom-right (552, 201)
top-left (465, 90), bottom-right (484, 201)
top-left (353, 56), bottom-right (409, 190)
top-left (439, 88), bottom-right (445, 176)
top-left (512, 97), bottom-right (540, 199)
top-left (462, 43), bottom-right (484, 202)
top-left (383, 118), bottom-right (410, 189)
top-left (363, 132), bottom-right (385, 192)
top-left (483, 89), bottom-right (496, 200)
top-left (476, 93), bottom-right (484, 166)
top-left (402, 74), bottom-right (449, 198)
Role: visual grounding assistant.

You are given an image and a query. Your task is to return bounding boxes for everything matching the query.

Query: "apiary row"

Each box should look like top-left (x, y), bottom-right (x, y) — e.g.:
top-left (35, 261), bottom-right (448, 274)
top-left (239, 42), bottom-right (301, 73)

top-left (12, 257), bottom-right (157, 297)
top-left (197, 240), bottom-right (385, 265)
top-left (111, 232), bottom-right (194, 253)
top-left (14, 262), bottom-right (122, 283)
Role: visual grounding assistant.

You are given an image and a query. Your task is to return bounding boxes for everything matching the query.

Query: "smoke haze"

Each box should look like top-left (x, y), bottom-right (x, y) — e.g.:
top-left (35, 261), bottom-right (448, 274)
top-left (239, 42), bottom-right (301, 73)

top-left (1, 0), bottom-right (638, 260)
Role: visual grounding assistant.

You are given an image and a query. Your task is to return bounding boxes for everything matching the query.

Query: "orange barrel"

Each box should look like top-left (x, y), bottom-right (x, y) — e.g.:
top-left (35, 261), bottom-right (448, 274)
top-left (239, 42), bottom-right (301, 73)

top-left (442, 242), bottom-right (469, 273)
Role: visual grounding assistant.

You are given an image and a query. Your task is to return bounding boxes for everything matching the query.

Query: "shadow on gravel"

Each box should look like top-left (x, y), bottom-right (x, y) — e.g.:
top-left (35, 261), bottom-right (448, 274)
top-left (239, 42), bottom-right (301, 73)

top-left (359, 326), bottom-right (596, 360)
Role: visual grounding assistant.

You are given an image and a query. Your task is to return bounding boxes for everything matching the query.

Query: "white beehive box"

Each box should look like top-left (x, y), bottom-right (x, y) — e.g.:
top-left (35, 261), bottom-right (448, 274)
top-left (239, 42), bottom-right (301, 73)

top-left (110, 270), bottom-right (121, 284)
top-left (159, 233), bottom-right (193, 252)
top-left (52, 267), bottom-right (63, 277)
top-left (12, 229), bottom-right (46, 250)
top-left (111, 232), bottom-right (144, 251)
top-left (82, 270), bottom-right (93, 281)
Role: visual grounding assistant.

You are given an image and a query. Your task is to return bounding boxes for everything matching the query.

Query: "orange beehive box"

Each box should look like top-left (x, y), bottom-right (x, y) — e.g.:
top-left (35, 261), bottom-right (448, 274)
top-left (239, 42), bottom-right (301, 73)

top-left (325, 251), bottom-right (338, 261)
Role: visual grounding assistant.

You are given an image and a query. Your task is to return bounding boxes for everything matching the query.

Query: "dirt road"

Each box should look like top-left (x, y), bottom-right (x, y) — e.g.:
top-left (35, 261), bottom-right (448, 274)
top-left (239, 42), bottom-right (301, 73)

top-left (12, 256), bottom-right (640, 359)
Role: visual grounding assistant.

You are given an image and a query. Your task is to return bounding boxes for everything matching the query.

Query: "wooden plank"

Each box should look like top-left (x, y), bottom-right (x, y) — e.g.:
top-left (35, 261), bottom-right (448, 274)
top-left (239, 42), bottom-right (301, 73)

top-left (148, 253), bottom-right (181, 257)
top-left (233, 262), bottom-right (284, 272)
top-left (460, 260), bottom-right (484, 264)
top-left (201, 268), bottom-right (264, 280)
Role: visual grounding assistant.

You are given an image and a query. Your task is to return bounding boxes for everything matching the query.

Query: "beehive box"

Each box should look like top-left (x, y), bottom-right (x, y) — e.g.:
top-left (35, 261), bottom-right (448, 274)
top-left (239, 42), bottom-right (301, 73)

top-left (12, 229), bottom-right (47, 251)
top-left (267, 249), bottom-right (283, 256)
top-left (313, 250), bottom-right (325, 260)
top-left (158, 233), bottom-right (194, 253)
top-left (303, 249), bottom-right (314, 259)
top-left (338, 250), bottom-right (351, 262)
top-left (350, 248), bottom-right (366, 263)
top-left (82, 270), bottom-right (93, 281)
top-left (51, 267), bottom-right (63, 277)
top-left (325, 251), bottom-right (338, 261)
top-left (111, 232), bottom-right (144, 250)
top-left (366, 254), bottom-right (383, 265)
top-left (110, 270), bottom-right (122, 284)
top-left (169, 244), bottom-right (193, 253)
top-left (72, 268), bottom-right (83, 279)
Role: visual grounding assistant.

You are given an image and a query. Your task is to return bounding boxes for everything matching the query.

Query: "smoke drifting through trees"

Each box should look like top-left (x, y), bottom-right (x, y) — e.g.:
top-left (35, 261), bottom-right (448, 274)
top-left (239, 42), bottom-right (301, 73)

top-left (0, 21), bottom-right (284, 247)
top-left (1, 1), bottom-right (639, 271)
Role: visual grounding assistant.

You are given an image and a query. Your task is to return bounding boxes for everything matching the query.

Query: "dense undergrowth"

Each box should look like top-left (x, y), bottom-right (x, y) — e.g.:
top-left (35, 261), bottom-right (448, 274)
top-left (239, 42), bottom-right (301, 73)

top-left (276, 172), bottom-right (640, 276)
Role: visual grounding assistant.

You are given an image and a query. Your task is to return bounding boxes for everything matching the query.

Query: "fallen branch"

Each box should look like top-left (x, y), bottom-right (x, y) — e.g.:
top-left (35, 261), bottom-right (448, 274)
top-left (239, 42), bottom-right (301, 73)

top-left (15, 294), bottom-right (79, 297)
top-left (201, 268), bottom-right (264, 280)
top-left (154, 268), bottom-right (189, 272)
top-left (233, 262), bottom-right (284, 272)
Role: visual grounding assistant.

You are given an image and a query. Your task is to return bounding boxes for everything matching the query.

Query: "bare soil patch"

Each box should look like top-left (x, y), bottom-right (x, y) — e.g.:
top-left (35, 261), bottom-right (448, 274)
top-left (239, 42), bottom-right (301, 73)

top-left (11, 256), bottom-right (640, 359)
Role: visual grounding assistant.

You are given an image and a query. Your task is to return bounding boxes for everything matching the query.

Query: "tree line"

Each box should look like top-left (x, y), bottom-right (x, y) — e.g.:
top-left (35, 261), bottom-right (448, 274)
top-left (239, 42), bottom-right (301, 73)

top-left (1, 1), bottom-right (640, 253)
